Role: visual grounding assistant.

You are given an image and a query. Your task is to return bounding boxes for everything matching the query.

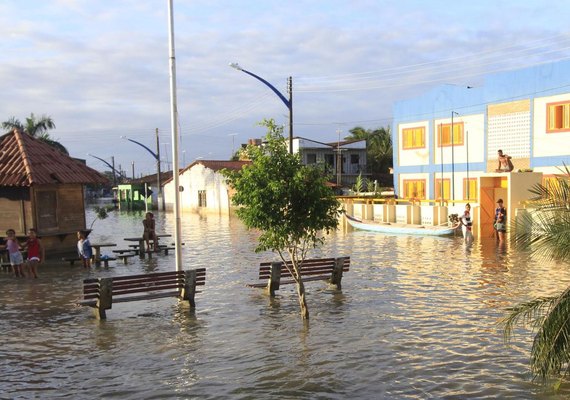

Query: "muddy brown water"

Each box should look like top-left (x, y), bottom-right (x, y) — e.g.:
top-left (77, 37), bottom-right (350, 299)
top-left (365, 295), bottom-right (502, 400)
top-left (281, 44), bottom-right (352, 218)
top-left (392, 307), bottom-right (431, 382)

top-left (1, 205), bottom-right (569, 399)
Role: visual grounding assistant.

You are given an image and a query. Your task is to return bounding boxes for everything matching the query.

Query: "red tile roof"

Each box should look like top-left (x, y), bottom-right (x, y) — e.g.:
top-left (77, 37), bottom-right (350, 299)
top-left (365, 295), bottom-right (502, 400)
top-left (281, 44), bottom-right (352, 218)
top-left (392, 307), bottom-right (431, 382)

top-left (0, 130), bottom-right (108, 186)
top-left (162, 160), bottom-right (251, 185)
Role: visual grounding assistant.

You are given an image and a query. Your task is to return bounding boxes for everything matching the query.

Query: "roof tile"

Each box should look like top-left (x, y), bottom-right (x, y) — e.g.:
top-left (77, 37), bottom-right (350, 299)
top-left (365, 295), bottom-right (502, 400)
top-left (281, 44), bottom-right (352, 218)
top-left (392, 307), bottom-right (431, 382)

top-left (0, 130), bottom-right (108, 186)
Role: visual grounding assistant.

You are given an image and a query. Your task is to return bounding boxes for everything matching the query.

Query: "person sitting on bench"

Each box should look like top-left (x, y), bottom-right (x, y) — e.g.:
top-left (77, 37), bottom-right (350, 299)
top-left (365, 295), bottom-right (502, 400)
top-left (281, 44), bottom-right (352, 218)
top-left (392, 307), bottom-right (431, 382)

top-left (143, 212), bottom-right (158, 252)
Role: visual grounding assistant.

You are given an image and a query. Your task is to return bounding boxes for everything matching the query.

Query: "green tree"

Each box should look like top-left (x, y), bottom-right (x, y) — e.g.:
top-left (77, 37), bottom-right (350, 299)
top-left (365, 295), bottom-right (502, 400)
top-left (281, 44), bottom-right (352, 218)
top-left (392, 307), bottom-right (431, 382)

top-left (2, 113), bottom-right (68, 154)
top-left (502, 167), bottom-right (570, 387)
top-left (223, 119), bottom-right (341, 320)
top-left (346, 126), bottom-right (392, 174)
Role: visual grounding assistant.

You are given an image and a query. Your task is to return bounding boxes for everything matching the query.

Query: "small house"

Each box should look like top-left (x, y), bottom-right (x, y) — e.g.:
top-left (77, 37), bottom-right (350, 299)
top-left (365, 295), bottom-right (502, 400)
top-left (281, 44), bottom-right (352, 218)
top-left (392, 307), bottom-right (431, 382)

top-left (163, 160), bottom-right (250, 214)
top-left (0, 129), bottom-right (108, 255)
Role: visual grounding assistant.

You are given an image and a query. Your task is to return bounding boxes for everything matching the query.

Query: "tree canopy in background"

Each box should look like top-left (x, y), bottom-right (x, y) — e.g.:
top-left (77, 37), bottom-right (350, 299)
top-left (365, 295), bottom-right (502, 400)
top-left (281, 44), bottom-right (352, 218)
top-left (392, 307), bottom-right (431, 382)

top-left (2, 113), bottom-right (68, 155)
top-left (345, 126), bottom-right (392, 175)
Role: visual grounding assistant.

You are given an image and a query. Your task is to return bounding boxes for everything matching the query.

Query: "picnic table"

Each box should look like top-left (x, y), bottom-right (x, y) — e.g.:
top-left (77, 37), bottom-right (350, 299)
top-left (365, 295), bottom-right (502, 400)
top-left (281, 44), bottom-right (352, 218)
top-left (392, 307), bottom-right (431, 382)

top-left (124, 234), bottom-right (172, 258)
top-left (90, 243), bottom-right (117, 265)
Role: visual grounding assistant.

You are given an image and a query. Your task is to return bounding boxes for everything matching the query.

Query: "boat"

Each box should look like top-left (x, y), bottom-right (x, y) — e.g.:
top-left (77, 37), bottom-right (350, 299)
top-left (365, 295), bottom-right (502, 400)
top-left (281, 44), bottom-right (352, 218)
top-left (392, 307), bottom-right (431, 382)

top-left (345, 214), bottom-right (456, 236)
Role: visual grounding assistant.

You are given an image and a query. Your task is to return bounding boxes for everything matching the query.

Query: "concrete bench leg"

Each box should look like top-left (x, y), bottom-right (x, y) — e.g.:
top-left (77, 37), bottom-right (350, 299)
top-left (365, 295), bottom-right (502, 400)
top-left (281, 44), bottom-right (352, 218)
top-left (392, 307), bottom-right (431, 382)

top-left (330, 257), bottom-right (345, 290)
top-left (267, 262), bottom-right (282, 297)
top-left (94, 278), bottom-right (113, 320)
top-left (182, 270), bottom-right (197, 309)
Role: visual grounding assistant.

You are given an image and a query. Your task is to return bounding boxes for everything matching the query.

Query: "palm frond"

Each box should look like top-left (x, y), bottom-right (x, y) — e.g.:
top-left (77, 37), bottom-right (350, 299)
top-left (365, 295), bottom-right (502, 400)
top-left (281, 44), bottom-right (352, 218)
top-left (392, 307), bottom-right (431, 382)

top-left (529, 288), bottom-right (570, 382)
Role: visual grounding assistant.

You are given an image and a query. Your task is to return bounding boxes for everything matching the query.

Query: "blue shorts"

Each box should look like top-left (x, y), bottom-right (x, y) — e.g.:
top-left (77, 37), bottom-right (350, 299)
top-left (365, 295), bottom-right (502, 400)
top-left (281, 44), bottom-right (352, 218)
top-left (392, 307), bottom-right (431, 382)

top-left (10, 252), bottom-right (23, 266)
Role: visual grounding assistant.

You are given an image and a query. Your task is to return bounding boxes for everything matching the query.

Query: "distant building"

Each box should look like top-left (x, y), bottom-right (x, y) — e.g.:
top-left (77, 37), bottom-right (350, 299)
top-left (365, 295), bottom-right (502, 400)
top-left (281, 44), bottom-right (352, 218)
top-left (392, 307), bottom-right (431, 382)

top-left (392, 59), bottom-right (570, 202)
top-left (292, 137), bottom-right (368, 188)
top-left (0, 129), bottom-right (108, 255)
top-left (162, 160), bottom-right (250, 214)
top-left (129, 171), bottom-right (173, 210)
top-left (240, 136), bottom-right (368, 188)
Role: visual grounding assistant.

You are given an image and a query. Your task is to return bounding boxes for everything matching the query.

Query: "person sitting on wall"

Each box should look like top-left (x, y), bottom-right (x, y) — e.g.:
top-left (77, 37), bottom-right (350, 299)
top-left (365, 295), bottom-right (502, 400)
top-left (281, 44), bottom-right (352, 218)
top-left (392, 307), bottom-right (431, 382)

top-left (495, 149), bottom-right (514, 172)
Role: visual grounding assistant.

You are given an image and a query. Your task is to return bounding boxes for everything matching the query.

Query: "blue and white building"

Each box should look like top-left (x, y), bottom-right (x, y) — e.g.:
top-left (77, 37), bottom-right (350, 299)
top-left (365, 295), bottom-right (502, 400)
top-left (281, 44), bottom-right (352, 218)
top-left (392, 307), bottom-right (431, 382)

top-left (392, 60), bottom-right (570, 203)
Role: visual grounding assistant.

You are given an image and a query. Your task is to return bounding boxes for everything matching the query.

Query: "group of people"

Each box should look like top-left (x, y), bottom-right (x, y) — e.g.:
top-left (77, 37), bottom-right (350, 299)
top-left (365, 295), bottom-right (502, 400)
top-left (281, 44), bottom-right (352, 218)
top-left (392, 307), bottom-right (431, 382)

top-left (452, 149), bottom-right (512, 243)
top-left (1, 228), bottom-right (95, 277)
top-left (2, 212), bottom-right (159, 275)
top-left (1, 228), bottom-right (44, 278)
top-left (455, 198), bottom-right (507, 243)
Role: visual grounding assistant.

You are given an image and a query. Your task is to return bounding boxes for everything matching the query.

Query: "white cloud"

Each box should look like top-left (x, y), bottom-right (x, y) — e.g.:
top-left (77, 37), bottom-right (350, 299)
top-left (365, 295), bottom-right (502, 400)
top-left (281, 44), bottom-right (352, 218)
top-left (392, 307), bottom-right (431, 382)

top-left (0, 0), bottom-right (569, 175)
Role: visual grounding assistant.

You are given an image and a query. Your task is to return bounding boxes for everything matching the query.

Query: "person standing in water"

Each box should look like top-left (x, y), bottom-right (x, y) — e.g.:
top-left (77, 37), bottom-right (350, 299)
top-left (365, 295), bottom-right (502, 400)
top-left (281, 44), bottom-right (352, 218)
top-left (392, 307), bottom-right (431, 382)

top-left (23, 228), bottom-right (44, 278)
top-left (458, 203), bottom-right (474, 243)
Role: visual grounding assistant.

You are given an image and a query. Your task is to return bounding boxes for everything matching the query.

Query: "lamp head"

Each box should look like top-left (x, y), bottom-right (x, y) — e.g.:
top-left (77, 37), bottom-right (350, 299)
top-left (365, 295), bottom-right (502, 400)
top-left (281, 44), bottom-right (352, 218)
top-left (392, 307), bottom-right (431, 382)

top-left (229, 62), bottom-right (242, 71)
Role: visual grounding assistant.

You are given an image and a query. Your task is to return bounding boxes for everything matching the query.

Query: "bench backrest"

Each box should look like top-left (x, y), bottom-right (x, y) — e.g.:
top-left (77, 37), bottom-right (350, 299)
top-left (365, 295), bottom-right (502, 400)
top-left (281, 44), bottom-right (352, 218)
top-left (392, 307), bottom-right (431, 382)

top-left (83, 268), bottom-right (206, 301)
top-left (258, 257), bottom-right (350, 280)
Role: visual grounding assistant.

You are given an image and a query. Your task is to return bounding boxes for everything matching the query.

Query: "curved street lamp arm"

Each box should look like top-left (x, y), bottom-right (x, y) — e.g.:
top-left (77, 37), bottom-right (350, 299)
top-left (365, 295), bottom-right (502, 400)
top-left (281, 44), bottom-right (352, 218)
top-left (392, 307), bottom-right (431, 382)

top-left (124, 137), bottom-right (159, 160)
top-left (239, 68), bottom-right (291, 109)
top-left (88, 154), bottom-right (124, 177)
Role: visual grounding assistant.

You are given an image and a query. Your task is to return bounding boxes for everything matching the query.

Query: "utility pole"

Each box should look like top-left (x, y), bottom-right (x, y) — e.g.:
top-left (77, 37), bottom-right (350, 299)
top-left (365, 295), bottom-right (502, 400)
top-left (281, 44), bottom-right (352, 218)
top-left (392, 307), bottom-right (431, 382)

top-left (288, 76), bottom-right (293, 154)
top-left (156, 128), bottom-right (164, 211)
top-left (336, 129), bottom-right (342, 187)
top-left (111, 156), bottom-right (117, 186)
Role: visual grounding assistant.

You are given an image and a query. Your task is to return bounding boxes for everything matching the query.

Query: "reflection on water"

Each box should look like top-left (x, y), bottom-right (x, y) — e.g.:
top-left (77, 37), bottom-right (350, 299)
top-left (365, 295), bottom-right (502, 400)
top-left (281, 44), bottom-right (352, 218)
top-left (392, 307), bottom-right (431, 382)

top-left (2, 206), bottom-right (570, 399)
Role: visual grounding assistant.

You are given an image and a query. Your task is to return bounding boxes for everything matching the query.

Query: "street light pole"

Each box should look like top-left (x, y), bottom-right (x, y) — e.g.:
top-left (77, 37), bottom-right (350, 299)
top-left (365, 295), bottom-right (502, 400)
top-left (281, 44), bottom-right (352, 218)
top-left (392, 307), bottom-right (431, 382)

top-left (451, 111), bottom-right (460, 203)
top-left (88, 153), bottom-right (123, 184)
top-left (229, 62), bottom-right (293, 154)
top-left (439, 123), bottom-right (443, 205)
top-left (228, 133), bottom-right (238, 159)
top-left (121, 132), bottom-right (164, 211)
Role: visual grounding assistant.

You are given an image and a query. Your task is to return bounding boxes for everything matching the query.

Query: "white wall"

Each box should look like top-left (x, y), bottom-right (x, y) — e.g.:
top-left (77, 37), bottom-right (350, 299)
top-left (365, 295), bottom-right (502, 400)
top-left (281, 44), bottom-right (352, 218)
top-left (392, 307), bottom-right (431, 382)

top-left (533, 94), bottom-right (570, 158)
top-left (163, 165), bottom-right (231, 214)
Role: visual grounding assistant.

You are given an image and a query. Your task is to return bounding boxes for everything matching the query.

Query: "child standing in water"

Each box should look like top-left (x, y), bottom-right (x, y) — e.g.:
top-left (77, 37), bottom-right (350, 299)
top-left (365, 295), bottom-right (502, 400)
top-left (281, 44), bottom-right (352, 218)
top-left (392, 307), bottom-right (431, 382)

top-left (23, 228), bottom-right (44, 278)
top-left (459, 203), bottom-right (474, 243)
top-left (5, 229), bottom-right (24, 277)
top-left (77, 231), bottom-right (93, 269)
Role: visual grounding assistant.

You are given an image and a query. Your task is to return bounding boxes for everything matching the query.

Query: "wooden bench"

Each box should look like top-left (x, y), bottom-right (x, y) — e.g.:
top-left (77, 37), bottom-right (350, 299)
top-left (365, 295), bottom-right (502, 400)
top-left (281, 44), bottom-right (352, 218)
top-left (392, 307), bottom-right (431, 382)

top-left (79, 268), bottom-right (206, 319)
top-left (158, 247), bottom-right (176, 255)
top-left (94, 256), bottom-right (117, 267)
top-left (112, 249), bottom-right (137, 254)
top-left (248, 257), bottom-right (350, 296)
top-left (116, 254), bottom-right (137, 264)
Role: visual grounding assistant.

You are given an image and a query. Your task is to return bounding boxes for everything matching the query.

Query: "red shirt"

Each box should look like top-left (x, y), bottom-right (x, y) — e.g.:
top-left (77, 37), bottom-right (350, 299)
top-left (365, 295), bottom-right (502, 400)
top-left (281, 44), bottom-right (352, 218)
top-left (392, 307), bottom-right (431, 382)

top-left (27, 238), bottom-right (41, 259)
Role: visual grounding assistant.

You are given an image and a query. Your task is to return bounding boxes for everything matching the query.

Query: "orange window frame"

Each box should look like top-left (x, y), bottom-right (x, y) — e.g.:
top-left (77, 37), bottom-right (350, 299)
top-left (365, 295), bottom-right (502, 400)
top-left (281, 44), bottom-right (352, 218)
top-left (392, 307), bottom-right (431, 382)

top-left (434, 178), bottom-right (450, 200)
top-left (546, 101), bottom-right (570, 133)
top-left (402, 179), bottom-right (426, 199)
top-left (437, 122), bottom-right (464, 147)
top-left (463, 178), bottom-right (477, 201)
top-left (402, 127), bottom-right (425, 149)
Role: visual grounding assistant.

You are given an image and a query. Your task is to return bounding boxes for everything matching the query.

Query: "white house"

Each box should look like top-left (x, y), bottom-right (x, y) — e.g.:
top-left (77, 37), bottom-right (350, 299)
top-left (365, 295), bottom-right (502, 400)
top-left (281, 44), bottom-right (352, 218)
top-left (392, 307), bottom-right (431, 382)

top-left (292, 136), bottom-right (368, 187)
top-left (162, 160), bottom-right (250, 214)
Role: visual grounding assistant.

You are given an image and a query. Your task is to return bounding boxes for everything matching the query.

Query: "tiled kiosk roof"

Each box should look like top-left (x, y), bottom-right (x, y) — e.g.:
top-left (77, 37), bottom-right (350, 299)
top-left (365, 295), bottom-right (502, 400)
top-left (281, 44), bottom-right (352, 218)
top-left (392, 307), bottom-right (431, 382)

top-left (0, 130), bottom-right (108, 186)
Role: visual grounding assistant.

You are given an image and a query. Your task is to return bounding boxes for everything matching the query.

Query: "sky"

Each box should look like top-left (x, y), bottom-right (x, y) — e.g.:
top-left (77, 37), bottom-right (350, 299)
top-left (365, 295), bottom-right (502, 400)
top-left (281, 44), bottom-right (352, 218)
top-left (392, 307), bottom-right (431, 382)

top-left (1, 0), bottom-right (570, 176)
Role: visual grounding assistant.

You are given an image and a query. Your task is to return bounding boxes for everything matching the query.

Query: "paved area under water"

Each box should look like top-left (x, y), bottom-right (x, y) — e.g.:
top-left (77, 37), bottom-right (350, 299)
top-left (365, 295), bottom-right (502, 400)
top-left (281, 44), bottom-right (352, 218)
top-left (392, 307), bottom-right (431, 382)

top-left (1, 206), bottom-right (569, 399)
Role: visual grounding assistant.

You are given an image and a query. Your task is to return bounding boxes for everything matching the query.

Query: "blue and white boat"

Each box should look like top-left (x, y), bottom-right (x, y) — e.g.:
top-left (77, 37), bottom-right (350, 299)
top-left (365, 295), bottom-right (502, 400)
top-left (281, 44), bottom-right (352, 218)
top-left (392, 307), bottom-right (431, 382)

top-left (345, 214), bottom-right (456, 236)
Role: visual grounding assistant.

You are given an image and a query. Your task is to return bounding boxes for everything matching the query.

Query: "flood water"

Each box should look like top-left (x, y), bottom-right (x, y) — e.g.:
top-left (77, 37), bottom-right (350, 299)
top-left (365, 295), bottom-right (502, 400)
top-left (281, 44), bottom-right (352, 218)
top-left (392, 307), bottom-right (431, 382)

top-left (2, 205), bottom-right (570, 399)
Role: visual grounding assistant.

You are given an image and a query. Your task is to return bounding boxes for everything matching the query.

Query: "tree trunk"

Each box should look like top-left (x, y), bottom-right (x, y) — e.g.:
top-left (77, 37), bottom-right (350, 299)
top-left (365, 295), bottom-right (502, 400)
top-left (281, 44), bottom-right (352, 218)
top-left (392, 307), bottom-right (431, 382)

top-left (296, 279), bottom-right (309, 320)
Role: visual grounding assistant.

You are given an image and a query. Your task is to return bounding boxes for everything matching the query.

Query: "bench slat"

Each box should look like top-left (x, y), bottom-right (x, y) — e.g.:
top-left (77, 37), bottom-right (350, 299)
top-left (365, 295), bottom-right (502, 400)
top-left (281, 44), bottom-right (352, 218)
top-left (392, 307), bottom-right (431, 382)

top-left (259, 259), bottom-right (350, 272)
top-left (259, 264), bottom-right (349, 279)
top-left (250, 257), bottom-right (350, 293)
top-left (112, 291), bottom-right (180, 303)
